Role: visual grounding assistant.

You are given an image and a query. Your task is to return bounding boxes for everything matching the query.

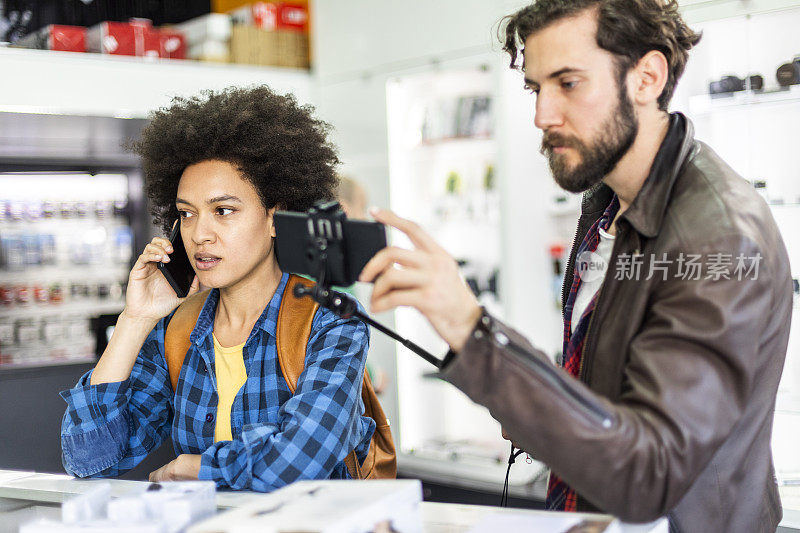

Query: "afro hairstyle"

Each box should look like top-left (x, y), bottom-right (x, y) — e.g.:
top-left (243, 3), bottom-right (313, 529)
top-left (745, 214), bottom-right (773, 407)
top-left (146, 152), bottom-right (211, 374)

top-left (129, 85), bottom-right (340, 234)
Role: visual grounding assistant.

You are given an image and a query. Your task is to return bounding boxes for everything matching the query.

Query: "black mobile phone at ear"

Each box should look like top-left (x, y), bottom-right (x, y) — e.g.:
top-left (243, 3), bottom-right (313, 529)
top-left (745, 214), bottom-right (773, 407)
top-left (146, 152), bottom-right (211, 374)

top-left (157, 219), bottom-right (195, 298)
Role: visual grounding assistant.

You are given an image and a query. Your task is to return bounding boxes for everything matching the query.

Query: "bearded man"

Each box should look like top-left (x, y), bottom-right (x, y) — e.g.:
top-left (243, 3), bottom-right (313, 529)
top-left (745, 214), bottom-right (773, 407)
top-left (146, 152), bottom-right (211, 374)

top-left (360, 0), bottom-right (792, 531)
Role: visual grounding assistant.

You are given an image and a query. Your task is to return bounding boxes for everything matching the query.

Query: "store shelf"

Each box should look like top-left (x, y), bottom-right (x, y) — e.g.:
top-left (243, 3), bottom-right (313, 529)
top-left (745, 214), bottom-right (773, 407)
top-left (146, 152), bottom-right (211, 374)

top-left (0, 47), bottom-right (312, 119)
top-left (688, 85), bottom-right (800, 116)
top-left (0, 357), bottom-right (97, 373)
top-left (0, 300), bottom-right (124, 319)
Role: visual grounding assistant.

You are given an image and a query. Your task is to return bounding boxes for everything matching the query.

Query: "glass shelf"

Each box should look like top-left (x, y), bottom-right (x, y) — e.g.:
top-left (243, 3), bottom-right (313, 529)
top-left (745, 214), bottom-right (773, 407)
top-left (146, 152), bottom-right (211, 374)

top-left (688, 85), bottom-right (800, 116)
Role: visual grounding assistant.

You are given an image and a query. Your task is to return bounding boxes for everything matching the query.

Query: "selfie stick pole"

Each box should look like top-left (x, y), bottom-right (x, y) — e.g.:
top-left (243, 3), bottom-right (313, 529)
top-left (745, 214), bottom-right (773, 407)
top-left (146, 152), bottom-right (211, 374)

top-left (293, 283), bottom-right (442, 369)
top-left (291, 232), bottom-right (443, 369)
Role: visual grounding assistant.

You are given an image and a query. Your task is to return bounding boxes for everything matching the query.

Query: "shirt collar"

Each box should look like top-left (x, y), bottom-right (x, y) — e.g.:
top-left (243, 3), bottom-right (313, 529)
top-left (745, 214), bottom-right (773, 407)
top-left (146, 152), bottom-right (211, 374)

top-left (189, 271), bottom-right (290, 345)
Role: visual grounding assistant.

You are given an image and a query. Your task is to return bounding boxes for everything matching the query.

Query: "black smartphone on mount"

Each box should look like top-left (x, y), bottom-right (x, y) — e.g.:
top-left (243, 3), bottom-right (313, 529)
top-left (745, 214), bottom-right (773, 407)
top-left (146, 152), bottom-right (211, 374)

top-left (274, 204), bottom-right (387, 287)
top-left (157, 219), bottom-right (195, 298)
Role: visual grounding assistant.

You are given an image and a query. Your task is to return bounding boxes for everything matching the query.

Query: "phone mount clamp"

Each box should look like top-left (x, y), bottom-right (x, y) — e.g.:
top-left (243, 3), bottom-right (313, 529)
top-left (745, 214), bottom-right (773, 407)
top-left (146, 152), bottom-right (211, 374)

top-left (291, 201), bottom-right (442, 369)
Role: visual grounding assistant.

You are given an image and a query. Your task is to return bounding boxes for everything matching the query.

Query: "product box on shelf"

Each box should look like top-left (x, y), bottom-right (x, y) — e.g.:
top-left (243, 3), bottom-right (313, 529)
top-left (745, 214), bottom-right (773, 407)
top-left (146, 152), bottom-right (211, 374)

top-left (159, 29), bottom-right (187, 59)
top-left (230, 2), bottom-right (309, 32)
top-left (86, 19), bottom-right (185, 59)
top-left (230, 25), bottom-right (280, 66)
top-left (15, 24), bottom-right (87, 52)
top-left (277, 3), bottom-right (309, 33)
top-left (277, 29), bottom-right (309, 68)
top-left (231, 2), bottom-right (279, 30)
top-left (229, 24), bottom-right (308, 68)
top-left (86, 20), bottom-right (158, 57)
top-left (175, 13), bottom-right (233, 43)
top-left (188, 41), bottom-right (231, 62)
top-left (174, 13), bottom-right (232, 62)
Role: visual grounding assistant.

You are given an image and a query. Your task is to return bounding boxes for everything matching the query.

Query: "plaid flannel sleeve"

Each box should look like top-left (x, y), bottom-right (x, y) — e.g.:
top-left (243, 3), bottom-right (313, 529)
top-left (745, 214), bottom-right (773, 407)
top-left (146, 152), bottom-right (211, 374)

top-left (198, 311), bottom-right (370, 491)
top-left (59, 317), bottom-right (174, 478)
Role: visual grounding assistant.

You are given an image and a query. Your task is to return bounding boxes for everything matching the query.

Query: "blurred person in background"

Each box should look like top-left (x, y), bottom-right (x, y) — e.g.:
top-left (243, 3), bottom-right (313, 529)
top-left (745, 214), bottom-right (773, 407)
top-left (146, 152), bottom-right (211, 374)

top-left (336, 175), bottom-right (388, 395)
top-left (337, 176), bottom-right (368, 220)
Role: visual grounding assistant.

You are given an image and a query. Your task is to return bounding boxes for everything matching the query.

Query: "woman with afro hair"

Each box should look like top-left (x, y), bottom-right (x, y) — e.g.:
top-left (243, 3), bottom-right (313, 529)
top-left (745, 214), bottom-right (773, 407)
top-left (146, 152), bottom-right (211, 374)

top-left (59, 86), bottom-right (376, 491)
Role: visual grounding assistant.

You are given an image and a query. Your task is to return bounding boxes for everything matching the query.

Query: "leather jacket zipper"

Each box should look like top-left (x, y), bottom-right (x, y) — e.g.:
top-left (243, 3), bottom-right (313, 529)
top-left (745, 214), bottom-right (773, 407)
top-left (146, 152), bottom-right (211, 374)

top-left (488, 329), bottom-right (614, 428)
top-left (562, 218), bottom-right (584, 308)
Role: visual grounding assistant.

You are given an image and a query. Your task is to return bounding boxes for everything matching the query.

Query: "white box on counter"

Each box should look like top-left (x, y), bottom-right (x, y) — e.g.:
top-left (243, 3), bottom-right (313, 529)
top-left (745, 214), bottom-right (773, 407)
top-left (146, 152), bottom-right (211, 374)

top-left (189, 479), bottom-right (423, 533)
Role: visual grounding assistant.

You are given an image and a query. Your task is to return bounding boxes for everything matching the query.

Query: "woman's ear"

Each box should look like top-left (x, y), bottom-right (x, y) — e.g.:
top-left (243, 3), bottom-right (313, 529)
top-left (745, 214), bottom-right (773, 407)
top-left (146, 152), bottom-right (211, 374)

top-left (267, 207), bottom-right (278, 238)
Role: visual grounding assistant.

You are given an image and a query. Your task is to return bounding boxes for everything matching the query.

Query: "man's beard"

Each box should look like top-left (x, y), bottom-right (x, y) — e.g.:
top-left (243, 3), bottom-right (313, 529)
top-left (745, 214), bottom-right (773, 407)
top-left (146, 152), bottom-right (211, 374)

top-left (540, 83), bottom-right (638, 194)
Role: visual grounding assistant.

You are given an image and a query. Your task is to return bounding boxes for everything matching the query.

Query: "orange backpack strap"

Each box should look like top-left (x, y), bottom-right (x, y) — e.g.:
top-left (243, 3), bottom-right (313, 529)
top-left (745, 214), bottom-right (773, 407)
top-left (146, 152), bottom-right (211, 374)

top-left (276, 275), bottom-right (319, 393)
top-left (276, 274), bottom-right (396, 480)
top-left (164, 290), bottom-right (210, 391)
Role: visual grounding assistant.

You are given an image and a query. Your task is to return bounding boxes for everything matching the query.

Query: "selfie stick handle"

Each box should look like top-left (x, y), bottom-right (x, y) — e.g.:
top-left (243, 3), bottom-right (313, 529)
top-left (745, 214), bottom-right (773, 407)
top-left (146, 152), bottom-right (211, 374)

top-left (293, 284), bottom-right (443, 369)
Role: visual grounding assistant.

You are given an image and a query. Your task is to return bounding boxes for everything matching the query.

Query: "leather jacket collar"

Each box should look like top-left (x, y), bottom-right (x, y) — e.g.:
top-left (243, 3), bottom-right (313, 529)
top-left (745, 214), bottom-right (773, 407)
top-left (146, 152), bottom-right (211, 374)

top-left (581, 112), bottom-right (696, 238)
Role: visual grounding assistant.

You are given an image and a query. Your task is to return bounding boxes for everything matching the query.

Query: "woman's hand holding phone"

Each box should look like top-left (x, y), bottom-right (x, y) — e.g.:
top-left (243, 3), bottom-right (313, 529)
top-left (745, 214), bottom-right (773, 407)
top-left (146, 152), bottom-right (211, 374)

top-left (90, 237), bottom-right (199, 386)
top-left (125, 236), bottom-right (200, 322)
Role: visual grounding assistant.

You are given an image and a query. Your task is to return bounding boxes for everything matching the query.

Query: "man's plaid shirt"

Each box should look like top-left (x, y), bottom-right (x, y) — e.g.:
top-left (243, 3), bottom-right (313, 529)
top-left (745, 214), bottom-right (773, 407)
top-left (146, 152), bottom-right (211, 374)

top-left (546, 194), bottom-right (619, 512)
top-left (60, 273), bottom-right (375, 491)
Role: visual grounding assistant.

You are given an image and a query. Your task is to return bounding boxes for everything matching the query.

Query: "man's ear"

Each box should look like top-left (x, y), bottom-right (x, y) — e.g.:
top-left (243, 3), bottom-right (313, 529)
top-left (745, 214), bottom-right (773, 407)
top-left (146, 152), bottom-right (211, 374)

top-left (632, 50), bottom-right (669, 107)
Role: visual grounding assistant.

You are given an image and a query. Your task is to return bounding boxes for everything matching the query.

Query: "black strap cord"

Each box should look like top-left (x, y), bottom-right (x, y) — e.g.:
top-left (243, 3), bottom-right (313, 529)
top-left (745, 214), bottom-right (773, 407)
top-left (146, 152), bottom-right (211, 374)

top-left (500, 443), bottom-right (525, 507)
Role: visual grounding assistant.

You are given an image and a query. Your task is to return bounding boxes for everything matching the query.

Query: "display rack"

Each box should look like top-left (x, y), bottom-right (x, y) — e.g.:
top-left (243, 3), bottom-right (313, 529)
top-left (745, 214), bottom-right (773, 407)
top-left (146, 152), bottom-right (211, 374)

top-left (688, 85), bottom-right (800, 116)
top-left (0, 173), bottom-right (132, 367)
top-left (385, 61), bottom-right (550, 493)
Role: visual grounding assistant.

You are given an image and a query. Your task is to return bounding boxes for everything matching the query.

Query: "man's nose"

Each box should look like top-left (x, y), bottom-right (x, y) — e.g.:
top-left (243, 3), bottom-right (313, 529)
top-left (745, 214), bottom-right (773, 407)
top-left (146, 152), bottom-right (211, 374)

top-left (533, 89), bottom-right (564, 131)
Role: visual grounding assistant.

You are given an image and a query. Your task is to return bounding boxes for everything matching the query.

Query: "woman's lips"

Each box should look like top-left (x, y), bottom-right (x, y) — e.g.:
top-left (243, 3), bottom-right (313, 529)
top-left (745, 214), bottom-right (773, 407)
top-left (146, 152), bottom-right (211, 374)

top-left (195, 255), bottom-right (221, 271)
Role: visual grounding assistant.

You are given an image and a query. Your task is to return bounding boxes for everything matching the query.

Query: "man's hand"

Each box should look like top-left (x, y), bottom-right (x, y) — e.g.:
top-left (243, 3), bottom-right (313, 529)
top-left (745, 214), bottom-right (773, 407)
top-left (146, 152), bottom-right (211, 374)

top-left (149, 454), bottom-right (202, 482)
top-left (359, 208), bottom-right (482, 352)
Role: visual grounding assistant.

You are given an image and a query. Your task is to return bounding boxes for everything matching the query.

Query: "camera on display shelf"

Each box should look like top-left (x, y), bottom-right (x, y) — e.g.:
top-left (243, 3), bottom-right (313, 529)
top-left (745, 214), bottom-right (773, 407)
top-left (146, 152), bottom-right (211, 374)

top-left (708, 74), bottom-right (764, 96)
top-left (776, 56), bottom-right (800, 87)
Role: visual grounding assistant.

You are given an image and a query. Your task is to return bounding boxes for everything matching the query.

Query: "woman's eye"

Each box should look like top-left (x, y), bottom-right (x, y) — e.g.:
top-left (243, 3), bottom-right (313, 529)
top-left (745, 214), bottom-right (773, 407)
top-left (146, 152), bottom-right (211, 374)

top-left (178, 210), bottom-right (193, 219)
top-left (216, 207), bottom-right (234, 216)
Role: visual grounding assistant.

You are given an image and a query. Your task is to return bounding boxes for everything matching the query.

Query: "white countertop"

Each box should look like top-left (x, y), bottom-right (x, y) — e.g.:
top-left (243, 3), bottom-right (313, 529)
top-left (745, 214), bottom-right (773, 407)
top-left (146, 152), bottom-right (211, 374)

top-left (0, 470), bottom-right (666, 532)
top-left (3, 470), bottom-right (799, 531)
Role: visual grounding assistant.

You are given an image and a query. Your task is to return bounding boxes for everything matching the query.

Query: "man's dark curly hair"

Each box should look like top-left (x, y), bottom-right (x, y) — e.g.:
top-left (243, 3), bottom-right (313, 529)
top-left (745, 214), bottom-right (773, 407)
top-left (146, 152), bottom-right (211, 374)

top-left (500, 0), bottom-right (701, 110)
top-left (129, 86), bottom-right (340, 234)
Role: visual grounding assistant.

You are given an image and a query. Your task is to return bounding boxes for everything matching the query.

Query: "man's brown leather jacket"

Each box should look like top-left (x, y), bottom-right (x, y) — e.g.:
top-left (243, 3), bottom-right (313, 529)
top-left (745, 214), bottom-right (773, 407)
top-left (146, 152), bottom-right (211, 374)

top-left (440, 113), bottom-right (792, 532)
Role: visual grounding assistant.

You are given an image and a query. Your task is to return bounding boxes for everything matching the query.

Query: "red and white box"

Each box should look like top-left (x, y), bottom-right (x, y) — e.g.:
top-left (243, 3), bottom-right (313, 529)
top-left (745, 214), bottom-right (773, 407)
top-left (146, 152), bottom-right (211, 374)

top-left (86, 19), bottom-right (159, 57)
top-left (277, 3), bottom-right (309, 32)
top-left (159, 30), bottom-right (187, 59)
top-left (16, 25), bottom-right (86, 52)
top-left (231, 3), bottom-right (309, 33)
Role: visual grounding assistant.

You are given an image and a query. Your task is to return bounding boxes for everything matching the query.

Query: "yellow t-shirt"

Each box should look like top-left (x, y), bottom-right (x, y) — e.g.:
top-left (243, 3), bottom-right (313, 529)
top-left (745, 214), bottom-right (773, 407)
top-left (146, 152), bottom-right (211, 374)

top-left (212, 334), bottom-right (248, 442)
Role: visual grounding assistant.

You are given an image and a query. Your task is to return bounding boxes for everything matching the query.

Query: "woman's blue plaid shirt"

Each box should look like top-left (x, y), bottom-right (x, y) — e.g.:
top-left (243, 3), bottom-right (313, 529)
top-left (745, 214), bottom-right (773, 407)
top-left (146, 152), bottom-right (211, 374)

top-left (60, 273), bottom-right (375, 491)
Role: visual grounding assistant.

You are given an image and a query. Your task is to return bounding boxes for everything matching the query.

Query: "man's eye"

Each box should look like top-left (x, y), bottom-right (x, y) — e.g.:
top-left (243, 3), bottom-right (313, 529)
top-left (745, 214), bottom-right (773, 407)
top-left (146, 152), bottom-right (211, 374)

top-left (216, 207), bottom-right (234, 216)
top-left (562, 80), bottom-right (579, 90)
top-left (524, 85), bottom-right (539, 95)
